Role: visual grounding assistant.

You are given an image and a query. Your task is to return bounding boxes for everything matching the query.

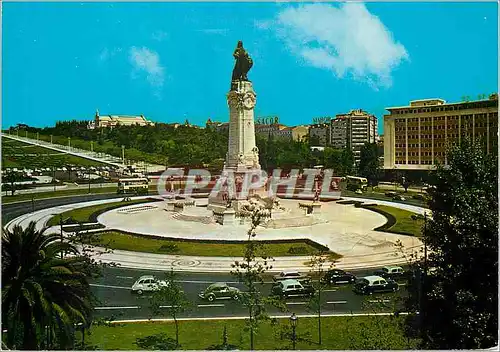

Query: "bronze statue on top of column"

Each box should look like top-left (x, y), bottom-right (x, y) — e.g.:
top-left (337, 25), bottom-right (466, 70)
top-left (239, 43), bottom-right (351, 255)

top-left (231, 41), bottom-right (253, 88)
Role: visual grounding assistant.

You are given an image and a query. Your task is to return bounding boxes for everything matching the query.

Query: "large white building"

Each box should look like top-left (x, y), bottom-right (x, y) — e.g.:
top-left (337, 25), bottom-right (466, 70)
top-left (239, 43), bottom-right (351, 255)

top-left (88, 110), bottom-right (155, 129)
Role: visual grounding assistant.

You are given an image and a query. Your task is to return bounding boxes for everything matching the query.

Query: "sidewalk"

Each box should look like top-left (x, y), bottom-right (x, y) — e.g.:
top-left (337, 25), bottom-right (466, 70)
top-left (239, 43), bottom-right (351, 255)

top-left (5, 195), bottom-right (424, 273)
top-left (88, 246), bottom-right (417, 273)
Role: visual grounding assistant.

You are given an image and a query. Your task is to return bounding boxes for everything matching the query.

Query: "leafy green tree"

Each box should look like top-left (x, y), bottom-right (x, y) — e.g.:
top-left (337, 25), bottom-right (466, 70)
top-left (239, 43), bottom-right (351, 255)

top-left (3, 170), bottom-right (22, 196)
top-left (412, 139), bottom-right (498, 349)
top-left (2, 222), bottom-right (94, 350)
top-left (231, 202), bottom-right (284, 350)
top-left (306, 251), bottom-right (332, 345)
top-left (340, 148), bottom-right (355, 175)
top-left (149, 269), bottom-right (191, 348)
top-left (358, 142), bottom-right (381, 185)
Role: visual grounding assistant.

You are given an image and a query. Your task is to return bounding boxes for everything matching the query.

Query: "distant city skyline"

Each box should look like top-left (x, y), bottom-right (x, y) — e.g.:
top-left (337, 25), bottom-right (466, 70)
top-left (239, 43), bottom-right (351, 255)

top-left (3, 2), bottom-right (498, 134)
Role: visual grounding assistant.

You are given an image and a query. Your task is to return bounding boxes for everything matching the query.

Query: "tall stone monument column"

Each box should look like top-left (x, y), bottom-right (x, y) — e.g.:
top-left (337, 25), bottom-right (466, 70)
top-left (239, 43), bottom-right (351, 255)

top-left (208, 40), bottom-right (266, 216)
top-left (225, 80), bottom-right (260, 172)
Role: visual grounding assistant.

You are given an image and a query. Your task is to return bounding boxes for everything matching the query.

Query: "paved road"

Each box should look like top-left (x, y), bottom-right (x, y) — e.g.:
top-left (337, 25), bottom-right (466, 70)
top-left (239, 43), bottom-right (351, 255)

top-left (1, 193), bottom-right (126, 225)
top-left (91, 266), bottom-right (407, 321)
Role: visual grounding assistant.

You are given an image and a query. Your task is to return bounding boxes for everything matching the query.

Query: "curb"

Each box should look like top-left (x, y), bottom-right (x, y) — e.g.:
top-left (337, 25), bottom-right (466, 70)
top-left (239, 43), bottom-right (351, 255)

top-left (105, 312), bottom-right (410, 324)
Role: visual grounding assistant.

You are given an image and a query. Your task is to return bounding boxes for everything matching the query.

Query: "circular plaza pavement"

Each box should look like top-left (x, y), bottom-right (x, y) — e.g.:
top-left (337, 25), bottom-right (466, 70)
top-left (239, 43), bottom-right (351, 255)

top-left (97, 198), bottom-right (423, 258)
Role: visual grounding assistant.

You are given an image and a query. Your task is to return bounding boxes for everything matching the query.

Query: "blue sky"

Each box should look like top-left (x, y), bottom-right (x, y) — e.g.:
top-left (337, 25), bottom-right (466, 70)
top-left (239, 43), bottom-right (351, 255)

top-left (3, 2), bottom-right (498, 134)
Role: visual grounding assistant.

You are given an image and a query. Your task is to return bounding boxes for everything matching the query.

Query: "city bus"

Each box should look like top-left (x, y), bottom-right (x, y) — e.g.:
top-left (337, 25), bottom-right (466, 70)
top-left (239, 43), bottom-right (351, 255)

top-left (117, 177), bottom-right (149, 195)
top-left (345, 176), bottom-right (368, 191)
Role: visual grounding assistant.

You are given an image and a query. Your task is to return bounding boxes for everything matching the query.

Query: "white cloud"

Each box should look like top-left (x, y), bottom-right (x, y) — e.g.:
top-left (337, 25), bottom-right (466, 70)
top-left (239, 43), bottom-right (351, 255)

top-left (265, 3), bottom-right (409, 88)
top-left (129, 46), bottom-right (165, 89)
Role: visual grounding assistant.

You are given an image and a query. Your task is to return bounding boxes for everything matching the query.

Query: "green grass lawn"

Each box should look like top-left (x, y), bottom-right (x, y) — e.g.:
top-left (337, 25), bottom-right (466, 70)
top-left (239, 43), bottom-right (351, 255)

top-left (2, 187), bottom-right (119, 204)
top-left (2, 184), bottom-right (161, 204)
top-left (93, 231), bottom-right (337, 258)
top-left (2, 137), bottom-right (106, 168)
top-left (83, 315), bottom-right (418, 350)
top-left (46, 199), bottom-right (156, 226)
top-left (365, 204), bottom-right (424, 237)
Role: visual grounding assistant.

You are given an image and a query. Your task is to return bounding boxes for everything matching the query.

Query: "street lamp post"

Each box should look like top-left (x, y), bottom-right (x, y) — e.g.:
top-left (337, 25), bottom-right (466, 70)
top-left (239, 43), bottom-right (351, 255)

top-left (290, 313), bottom-right (298, 350)
top-left (88, 168), bottom-right (91, 193)
top-left (121, 145), bottom-right (125, 165)
top-left (60, 214), bottom-right (64, 259)
top-left (68, 137), bottom-right (71, 150)
top-left (50, 135), bottom-right (53, 144)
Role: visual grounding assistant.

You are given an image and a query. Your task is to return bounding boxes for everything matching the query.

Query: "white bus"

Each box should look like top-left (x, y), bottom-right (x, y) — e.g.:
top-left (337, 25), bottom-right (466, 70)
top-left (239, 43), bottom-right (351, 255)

top-left (346, 176), bottom-right (368, 191)
top-left (117, 177), bottom-right (149, 195)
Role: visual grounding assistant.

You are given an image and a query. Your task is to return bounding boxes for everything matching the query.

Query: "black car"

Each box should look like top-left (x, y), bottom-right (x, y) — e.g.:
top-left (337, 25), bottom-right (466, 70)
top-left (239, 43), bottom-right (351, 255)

top-left (321, 269), bottom-right (356, 285)
top-left (353, 276), bottom-right (399, 295)
top-left (271, 279), bottom-right (315, 299)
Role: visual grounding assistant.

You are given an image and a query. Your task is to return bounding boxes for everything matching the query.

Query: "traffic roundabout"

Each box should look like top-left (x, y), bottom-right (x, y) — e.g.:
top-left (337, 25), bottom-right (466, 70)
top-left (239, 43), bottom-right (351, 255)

top-left (4, 194), bottom-right (427, 272)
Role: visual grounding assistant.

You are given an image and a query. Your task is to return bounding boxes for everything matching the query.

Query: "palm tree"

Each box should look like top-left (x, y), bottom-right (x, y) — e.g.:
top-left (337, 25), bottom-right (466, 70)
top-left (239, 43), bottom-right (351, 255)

top-left (2, 222), bottom-right (94, 350)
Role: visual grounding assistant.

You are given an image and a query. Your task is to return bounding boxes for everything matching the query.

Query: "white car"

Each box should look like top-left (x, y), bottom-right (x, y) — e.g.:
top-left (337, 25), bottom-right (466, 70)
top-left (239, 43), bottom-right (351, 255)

top-left (131, 275), bottom-right (168, 295)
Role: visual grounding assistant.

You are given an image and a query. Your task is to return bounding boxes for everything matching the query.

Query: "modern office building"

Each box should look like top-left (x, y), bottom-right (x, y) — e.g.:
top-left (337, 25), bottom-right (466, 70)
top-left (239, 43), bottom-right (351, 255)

top-left (330, 109), bottom-right (379, 163)
top-left (383, 94), bottom-right (498, 170)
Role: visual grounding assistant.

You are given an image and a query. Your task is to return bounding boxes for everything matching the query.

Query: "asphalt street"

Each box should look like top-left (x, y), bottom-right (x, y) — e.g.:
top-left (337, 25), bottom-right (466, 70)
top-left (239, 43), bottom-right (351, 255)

top-left (90, 266), bottom-right (408, 321)
top-left (2, 193), bottom-right (125, 225)
top-left (3, 195), bottom-right (410, 321)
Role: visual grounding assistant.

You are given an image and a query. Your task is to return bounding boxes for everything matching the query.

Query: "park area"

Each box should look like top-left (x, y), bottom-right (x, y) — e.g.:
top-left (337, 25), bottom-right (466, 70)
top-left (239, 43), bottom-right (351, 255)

top-left (81, 315), bottom-right (419, 350)
top-left (2, 137), bottom-right (105, 169)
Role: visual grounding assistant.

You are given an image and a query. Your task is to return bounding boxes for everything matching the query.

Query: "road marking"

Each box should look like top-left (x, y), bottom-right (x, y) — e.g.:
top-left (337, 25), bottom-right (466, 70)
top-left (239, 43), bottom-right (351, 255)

top-left (367, 299), bottom-right (391, 303)
top-left (95, 306), bottom-right (139, 310)
top-left (108, 312), bottom-right (412, 324)
top-left (160, 305), bottom-right (178, 308)
top-left (90, 283), bottom-right (130, 290)
top-left (174, 280), bottom-right (241, 284)
top-left (116, 276), bottom-right (134, 279)
top-left (327, 301), bottom-right (347, 304)
top-left (197, 304), bottom-right (225, 308)
top-left (323, 289), bottom-right (338, 292)
top-left (286, 302), bottom-right (308, 305)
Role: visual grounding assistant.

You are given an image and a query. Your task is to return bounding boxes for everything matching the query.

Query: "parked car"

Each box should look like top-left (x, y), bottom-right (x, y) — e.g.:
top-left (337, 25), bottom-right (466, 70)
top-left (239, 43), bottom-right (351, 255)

top-left (273, 271), bottom-right (310, 282)
top-left (131, 275), bottom-right (168, 295)
top-left (321, 269), bottom-right (356, 285)
top-left (373, 266), bottom-right (406, 280)
top-left (198, 283), bottom-right (241, 302)
top-left (353, 275), bottom-right (399, 295)
top-left (271, 279), bottom-right (315, 299)
top-left (385, 191), bottom-right (398, 197)
top-left (393, 195), bottom-right (406, 201)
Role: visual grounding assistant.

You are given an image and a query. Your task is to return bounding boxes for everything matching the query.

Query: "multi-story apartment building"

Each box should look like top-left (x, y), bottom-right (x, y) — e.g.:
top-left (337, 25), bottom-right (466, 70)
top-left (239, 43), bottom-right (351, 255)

top-left (383, 94), bottom-right (498, 170)
top-left (330, 109), bottom-right (379, 163)
top-left (88, 110), bottom-right (154, 129)
top-left (309, 123), bottom-right (331, 146)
